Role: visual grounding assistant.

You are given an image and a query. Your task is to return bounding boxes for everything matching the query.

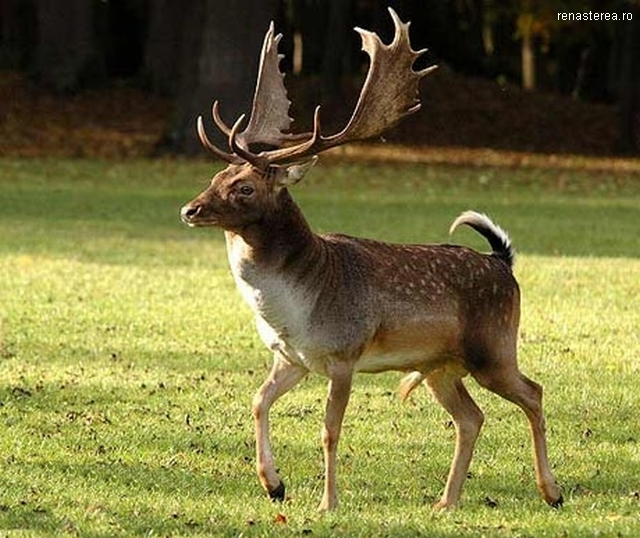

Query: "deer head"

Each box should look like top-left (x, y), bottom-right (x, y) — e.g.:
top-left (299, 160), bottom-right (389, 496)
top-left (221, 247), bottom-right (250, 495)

top-left (180, 7), bottom-right (437, 230)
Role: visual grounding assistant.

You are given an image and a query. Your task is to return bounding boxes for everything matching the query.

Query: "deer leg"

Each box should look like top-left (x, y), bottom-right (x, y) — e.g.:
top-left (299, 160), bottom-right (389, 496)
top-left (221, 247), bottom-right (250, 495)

top-left (252, 352), bottom-right (308, 501)
top-left (473, 368), bottom-right (563, 507)
top-left (425, 368), bottom-right (484, 510)
top-left (318, 362), bottom-right (354, 511)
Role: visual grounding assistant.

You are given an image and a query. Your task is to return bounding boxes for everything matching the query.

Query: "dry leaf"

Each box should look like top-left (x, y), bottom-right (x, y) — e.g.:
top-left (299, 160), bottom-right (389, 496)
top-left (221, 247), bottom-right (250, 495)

top-left (273, 513), bottom-right (288, 525)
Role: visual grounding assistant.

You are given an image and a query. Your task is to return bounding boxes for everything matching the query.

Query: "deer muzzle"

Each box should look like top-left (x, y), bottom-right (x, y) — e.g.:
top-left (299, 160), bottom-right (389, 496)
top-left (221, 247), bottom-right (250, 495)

top-left (180, 203), bottom-right (202, 226)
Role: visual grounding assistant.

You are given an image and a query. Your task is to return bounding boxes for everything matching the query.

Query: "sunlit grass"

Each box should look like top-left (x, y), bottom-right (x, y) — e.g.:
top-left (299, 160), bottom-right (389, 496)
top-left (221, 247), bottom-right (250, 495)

top-left (0, 157), bottom-right (639, 535)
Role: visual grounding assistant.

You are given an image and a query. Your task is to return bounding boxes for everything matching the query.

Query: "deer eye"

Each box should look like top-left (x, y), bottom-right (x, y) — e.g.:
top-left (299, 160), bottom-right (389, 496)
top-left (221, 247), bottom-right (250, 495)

top-left (238, 185), bottom-right (254, 196)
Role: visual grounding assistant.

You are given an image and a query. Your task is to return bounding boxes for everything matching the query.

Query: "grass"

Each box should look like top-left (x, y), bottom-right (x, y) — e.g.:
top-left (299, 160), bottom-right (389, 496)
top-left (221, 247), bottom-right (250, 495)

top-left (0, 156), bottom-right (639, 536)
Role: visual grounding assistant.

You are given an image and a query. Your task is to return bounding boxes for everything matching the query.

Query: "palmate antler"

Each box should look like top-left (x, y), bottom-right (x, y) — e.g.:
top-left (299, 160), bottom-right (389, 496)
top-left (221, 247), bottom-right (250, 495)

top-left (199, 7), bottom-right (437, 168)
top-left (197, 21), bottom-right (295, 165)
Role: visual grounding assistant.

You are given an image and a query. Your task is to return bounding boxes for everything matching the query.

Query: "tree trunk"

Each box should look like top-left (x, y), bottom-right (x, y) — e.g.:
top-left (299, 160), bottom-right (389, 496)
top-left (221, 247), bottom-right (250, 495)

top-left (521, 24), bottom-right (535, 90)
top-left (0, 0), bottom-right (36, 69)
top-left (163, 0), bottom-right (278, 155)
top-left (321, 0), bottom-right (351, 102)
top-left (31, 0), bottom-right (106, 92)
top-left (615, 4), bottom-right (640, 154)
top-left (295, 0), bottom-right (326, 76)
top-left (143, 0), bottom-right (186, 95)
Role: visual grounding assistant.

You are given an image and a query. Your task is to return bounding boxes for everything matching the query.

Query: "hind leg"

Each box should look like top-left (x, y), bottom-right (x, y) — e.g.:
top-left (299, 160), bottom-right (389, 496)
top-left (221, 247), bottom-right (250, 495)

top-left (473, 367), bottom-right (563, 507)
top-left (425, 367), bottom-right (485, 509)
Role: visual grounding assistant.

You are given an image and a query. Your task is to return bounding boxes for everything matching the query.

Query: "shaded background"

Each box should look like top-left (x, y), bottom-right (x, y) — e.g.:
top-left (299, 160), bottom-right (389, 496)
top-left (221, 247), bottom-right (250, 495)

top-left (0, 0), bottom-right (638, 157)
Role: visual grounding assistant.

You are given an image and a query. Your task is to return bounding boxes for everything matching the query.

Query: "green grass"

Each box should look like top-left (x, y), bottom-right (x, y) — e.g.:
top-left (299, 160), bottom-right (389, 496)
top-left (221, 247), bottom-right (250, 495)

top-left (0, 157), bottom-right (639, 536)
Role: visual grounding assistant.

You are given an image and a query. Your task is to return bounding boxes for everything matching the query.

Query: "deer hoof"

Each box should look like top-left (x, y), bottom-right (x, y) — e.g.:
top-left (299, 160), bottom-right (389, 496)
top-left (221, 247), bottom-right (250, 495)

top-left (268, 481), bottom-right (286, 502)
top-left (548, 494), bottom-right (564, 509)
top-left (432, 499), bottom-right (457, 511)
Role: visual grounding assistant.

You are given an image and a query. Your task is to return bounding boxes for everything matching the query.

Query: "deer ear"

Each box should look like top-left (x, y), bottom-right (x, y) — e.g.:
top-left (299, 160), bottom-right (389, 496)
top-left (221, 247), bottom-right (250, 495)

top-left (276, 156), bottom-right (318, 186)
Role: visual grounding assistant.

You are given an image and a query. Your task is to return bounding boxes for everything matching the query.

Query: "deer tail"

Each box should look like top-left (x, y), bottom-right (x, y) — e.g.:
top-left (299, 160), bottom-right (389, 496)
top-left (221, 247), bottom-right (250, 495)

top-left (449, 210), bottom-right (515, 268)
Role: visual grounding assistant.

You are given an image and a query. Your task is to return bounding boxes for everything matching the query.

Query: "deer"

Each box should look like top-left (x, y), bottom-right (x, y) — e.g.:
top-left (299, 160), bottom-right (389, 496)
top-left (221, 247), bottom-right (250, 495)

top-left (180, 8), bottom-right (562, 512)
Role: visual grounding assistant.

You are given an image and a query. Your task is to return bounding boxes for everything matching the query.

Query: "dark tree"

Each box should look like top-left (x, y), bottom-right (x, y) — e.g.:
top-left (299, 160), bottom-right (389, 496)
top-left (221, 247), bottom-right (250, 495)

top-left (0, 0), bottom-right (36, 70)
top-left (614, 2), bottom-right (640, 154)
top-left (294, 0), bottom-right (327, 75)
top-left (321, 0), bottom-right (352, 101)
top-left (105, 0), bottom-right (147, 79)
top-left (31, 0), bottom-right (107, 92)
top-left (143, 0), bottom-right (186, 95)
top-left (162, 0), bottom-right (279, 155)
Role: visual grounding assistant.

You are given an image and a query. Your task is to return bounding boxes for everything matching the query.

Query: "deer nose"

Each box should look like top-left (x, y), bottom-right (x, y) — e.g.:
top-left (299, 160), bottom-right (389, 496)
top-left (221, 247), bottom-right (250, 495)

top-left (180, 204), bottom-right (201, 223)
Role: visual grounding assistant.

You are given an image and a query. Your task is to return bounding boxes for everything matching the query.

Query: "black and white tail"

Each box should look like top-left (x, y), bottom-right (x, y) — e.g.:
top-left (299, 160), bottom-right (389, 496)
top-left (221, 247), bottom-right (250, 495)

top-left (449, 210), bottom-right (515, 268)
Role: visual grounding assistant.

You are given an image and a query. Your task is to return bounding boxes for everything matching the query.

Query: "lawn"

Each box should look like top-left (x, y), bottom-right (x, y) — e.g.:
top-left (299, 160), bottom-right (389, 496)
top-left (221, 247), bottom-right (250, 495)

top-left (0, 156), bottom-right (639, 536)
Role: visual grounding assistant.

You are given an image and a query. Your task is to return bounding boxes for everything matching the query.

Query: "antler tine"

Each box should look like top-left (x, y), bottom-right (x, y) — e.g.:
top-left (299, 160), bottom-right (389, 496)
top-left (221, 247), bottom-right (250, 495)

top-left (196, 115), bottom-right (239, 163)
top-left (211, 101), bottom-right (232, 137)
top-left (303, 106), bottom-right (323, 150)
top-left (260, 7), bottom-right (437, 166)
top-left (259, 106), bottom-right (323, 163)
top-left (229, 114), bottom-right (269, 170)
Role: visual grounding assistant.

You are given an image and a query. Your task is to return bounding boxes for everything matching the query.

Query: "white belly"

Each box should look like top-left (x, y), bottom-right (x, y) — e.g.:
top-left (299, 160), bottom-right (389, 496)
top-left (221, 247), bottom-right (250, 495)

top-left (354, 348), bottom-right (429, 374)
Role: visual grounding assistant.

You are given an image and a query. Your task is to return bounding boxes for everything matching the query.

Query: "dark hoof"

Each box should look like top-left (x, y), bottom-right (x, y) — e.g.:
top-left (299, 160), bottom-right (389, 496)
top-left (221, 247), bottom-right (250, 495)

top-left (268, 481), bottom-right (286, 502)
top-left (549, 494), bottom-right (564, 509)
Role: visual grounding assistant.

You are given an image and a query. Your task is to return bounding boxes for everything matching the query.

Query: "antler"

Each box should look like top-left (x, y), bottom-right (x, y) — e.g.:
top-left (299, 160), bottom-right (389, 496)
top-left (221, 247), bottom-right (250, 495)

top-left (262, 8), bottom-right (436, 165)
top-left (198, 8), bottom-right (437, 168)
top-left (197, 22), bottom-right (295, 164)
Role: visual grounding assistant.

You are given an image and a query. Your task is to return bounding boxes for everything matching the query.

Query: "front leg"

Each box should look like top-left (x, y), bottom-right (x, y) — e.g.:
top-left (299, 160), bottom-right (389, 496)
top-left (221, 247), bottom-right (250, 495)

top-left (319, 361), bottom-right (354, 511)
top-left (252, 352), bottom-right (308, 500)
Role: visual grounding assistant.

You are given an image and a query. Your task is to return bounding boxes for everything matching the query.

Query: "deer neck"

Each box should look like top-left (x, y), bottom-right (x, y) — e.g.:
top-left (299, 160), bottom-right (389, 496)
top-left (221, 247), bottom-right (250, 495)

top-left (225, 189), bottom-right (323, 288)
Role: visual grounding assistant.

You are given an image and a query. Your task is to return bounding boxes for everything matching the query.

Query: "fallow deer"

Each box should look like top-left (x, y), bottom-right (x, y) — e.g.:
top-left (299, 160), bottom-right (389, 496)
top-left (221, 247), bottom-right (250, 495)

top-left (180, 8), bottom-right (562, 511)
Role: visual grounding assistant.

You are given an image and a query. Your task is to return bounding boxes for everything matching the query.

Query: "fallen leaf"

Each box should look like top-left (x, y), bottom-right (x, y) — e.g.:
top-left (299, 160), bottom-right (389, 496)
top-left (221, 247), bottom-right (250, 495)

top-left (274, 513), bottom-right (287, 525)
